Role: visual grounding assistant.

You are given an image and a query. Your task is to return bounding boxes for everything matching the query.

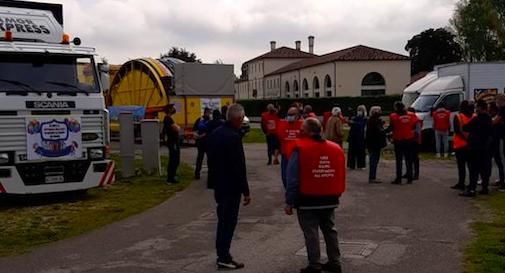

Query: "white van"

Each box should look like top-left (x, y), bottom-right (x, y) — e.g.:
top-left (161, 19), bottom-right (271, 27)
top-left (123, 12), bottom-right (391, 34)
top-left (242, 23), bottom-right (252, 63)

top-left (403, 62), bottom-right (505, 145)
top-left (0, 1), bottom-right (113, 194)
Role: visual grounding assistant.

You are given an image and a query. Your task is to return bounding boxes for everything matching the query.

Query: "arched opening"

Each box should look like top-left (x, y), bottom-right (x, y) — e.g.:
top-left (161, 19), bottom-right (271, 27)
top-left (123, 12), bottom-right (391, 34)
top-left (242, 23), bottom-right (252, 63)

top-left (361, 72), bottom-right (386, 96)
top-left (285, 81), bottom-right (290, 98)
top-left (313, 76), bottom-right (320, 98)
top-left (293, 80), bottom-right (299, 98)
top-left (303, 78), bottom-right (309, 97)
top-left (324, 75), bottom-right (332, 97)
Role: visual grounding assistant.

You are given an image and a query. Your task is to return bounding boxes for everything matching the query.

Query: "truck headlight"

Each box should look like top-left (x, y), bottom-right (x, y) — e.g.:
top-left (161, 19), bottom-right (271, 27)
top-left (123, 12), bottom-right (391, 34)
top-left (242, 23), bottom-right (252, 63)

top-left (88, 148), bottom-right (104, 160)
top-left (0, 153), bottom-right (9, 165)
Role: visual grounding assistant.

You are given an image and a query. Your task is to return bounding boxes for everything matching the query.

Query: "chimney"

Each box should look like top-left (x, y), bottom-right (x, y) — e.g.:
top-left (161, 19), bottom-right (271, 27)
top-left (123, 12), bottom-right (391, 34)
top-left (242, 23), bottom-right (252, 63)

top-left (308, 35), bottom-right (314, 54)
top-left (295, 40), bottom-right (301, 51)
top-left (270, 41), bottom-right (276, 52)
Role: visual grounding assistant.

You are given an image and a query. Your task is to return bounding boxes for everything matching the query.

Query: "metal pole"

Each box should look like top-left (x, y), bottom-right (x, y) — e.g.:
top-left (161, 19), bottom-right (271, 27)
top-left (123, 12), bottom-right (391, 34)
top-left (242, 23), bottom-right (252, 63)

top-left (141, 119), bottom-right (161, 175)
top-left (119, 112), bottom-right (135, 178)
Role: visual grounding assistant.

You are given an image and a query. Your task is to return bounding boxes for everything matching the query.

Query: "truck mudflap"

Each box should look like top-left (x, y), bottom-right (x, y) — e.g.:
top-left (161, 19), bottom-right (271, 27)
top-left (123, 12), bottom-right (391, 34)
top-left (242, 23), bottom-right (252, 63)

top-left (0, 159), bottom-right (114, 195)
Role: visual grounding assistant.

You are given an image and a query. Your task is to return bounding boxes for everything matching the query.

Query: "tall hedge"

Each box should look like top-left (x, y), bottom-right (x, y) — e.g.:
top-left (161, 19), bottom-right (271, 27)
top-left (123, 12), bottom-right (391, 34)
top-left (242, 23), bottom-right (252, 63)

top-left (238, 95), bottom-right (402, 117)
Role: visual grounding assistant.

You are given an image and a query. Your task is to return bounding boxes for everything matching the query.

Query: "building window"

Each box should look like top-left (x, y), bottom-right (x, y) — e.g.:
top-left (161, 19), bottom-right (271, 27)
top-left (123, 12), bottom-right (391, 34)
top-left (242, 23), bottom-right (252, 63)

top-left (324, 75), bottom-right (332, 97)
top-left (293, 80), bottom-right (299, 98)
top-left (313, 76), bottom-right (320, 98)
top-left (303, 78), bottom-right (309, 97)
top-left (361, 72), bottom-right (386, 96)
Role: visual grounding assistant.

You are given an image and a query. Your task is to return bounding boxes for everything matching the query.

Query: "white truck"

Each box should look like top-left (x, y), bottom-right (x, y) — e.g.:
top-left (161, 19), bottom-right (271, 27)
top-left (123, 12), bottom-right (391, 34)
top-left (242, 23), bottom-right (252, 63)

top-left (0, 1), bottom-right (114, 194)
top-left (403, 62), bottom-right (505, 146)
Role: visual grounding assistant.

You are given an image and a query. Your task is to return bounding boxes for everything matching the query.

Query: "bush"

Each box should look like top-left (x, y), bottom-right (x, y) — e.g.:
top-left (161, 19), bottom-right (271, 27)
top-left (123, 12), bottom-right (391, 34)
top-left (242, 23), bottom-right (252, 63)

top-left (238, 95), bottom-right (402, 117)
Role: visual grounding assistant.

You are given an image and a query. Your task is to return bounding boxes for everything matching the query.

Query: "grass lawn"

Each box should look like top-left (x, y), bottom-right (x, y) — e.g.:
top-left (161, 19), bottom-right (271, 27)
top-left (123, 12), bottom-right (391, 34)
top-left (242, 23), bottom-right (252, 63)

top-left (0, 155), bottom-right (193, 257)
top-left (465, 193), bottom-right (505, 273)
top-left (243, 128), bottom-right (266, 143)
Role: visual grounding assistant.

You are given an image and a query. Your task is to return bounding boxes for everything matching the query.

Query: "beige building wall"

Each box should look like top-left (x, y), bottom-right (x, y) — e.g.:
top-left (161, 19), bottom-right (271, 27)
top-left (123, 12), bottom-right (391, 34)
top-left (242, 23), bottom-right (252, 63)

top-left (335, 61), bottom-right (411, 97)
top-left (264, 75), bottom-right (281, 98)
top-left (234, 81), bottom-right (249, 100)
top-left (299, 63), bottom-right (335, 98)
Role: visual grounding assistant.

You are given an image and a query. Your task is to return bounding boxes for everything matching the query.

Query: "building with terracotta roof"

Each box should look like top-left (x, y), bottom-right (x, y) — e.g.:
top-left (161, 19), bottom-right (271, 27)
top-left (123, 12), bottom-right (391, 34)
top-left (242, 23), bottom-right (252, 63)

top-left (235, 37), bottom-right (411, 99)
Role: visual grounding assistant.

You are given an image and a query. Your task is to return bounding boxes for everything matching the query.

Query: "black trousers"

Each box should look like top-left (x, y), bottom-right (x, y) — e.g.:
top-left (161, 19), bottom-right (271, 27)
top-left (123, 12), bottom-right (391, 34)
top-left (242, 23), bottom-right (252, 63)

top-left (167, 142), bottom-right (180, 181)
top-left (492, 141), bottom-right (505, 184)
top-left (347, 140), bottom-right (366, 169)
top-left (468, 149), bottom-right (492, 192)
top-left (394, 140), bottom-right (414, 181)
top-left (215, 194), bottom-right (241, 262)
top-left (412, 143), bottom-right (420, 178)
top-left (455, 148), bottom-right (470, 186)
top-left (195, 140), bottom-right (206, 176)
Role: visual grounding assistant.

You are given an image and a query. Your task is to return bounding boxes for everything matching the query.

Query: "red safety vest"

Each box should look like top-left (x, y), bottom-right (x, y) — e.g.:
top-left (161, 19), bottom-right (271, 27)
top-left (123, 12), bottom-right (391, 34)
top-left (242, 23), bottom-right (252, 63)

top-left (261, 112), bottom-right (280, 134)
top-left (277, 119), bottom-right (303, 158)
top-left (390, 111), bottom-right (418, 141)
top-left (453, 113), bottom-right (473, 150)
top-left (433, 109), bottom-right (451, 132)
top-left (297, 138), bottom-right (346, 197)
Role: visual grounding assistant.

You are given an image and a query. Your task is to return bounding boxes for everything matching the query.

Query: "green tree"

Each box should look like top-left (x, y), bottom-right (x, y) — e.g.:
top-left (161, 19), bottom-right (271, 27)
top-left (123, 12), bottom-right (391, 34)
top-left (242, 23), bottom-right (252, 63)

top-left (405, 28), bottom-right (463, 75)
top-left (161, 47), bottom-right (201, 63)
top-left (451, 0), bottom-right (505, 61)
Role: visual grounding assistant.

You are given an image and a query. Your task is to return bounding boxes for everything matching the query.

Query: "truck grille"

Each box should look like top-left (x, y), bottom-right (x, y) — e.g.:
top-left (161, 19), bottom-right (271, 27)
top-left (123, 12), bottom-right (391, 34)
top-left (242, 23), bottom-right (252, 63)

top-left (16, 160), bottom-right (90, 185)
top-left (0, 113), bottom-right (106, 161)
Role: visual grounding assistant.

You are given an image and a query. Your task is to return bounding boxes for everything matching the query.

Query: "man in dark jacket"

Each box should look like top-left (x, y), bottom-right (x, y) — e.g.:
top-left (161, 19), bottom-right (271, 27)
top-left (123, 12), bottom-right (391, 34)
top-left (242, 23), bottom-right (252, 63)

top-left (162, 105), bottom-right (180, 184)
top-left (460, 100), bottom-right (493, 197)
top-left (207, 104), bottom-right (251, 270)
top-left (193, 107), bottom-right (212, 180)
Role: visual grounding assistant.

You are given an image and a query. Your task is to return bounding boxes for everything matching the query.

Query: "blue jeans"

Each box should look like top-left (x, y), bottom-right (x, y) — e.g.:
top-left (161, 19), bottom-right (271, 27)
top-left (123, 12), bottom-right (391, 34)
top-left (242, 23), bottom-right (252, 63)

top-left (281, 155), bottom-right (288, 188)
top-left (435, 131), bottom-right (449, 155)
top-left (368, 148), bottom-right (381, 180)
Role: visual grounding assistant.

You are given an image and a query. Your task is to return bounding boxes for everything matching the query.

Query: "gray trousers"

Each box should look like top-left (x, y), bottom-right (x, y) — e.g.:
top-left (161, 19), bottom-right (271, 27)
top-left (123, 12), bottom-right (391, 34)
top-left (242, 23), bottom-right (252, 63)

top-left (297, 208), bottom-right (341, 269)
top-left (435, 130), bottom-right (449, 155)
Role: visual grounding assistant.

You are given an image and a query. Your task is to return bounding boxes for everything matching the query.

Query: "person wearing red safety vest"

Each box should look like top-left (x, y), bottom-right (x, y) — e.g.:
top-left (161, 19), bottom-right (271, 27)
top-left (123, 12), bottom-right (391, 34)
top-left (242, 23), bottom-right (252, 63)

top-left (432, 105), bottom-right (451, 158)
top-left (276, 107), bottom-right (303, 188)
top-left (285, 118), bottom-right (345, 273)
top-left (261, 104), bottom-right (281, 165)
top-left (451, 100), bottom-right (475, 190)
top-left (388, 101), bottom-right (419, 184)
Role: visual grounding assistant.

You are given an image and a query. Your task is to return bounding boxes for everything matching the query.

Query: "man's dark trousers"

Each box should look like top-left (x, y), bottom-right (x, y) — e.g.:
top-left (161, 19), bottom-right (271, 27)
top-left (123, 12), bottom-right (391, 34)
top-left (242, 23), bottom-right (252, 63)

top-left (455, 148), bottom-right (470, 186)
top-left (195, 140), bottom-right (206, 177)
top-left (215, 194), bottom-right (241, 262)
top-left (394, 140), bottom-right (414, 181)
top-left (297, 208), bottom-right (342, 270)
top-left (167, 142), bottom-right (180, 181)
top-left (468, 149), bottom-right (492, 191)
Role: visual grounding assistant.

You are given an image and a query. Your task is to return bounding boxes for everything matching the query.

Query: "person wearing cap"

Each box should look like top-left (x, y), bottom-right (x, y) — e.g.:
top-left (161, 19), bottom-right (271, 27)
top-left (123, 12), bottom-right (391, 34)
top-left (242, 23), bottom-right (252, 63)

top-left (285, 118), bottom-right (345, 273)
top-left (261, 104), bottom-right (281, 165)
top-left (193, 107), bottom-right (212, 180)
top-left (162, 104), bottom-right (180, 184)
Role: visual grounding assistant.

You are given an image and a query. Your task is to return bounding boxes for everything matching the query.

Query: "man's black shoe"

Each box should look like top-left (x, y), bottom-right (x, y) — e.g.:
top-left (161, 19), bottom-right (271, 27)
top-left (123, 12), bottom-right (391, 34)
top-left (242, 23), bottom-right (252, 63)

top-left (413, 176), bottom-right (419, 181)
top-left (217, 260), bottom-right (245, 270)
top-left (166, 179), bottom-right (179, 184)
top-left (194, 174), bottom-right (201, 180)
top-left (451, 184), bottom-right (465, 190)
top-left (391, 180), bottom-right (401, 185)
top-left (402, 174), bottom-right (408, 179)
top-left (459, 191), bottom-right (476, 197)
top-left (321, 262), bottom-right (342, 273)
top-left (406, 180), bottom-right (413, 184)
top-left (300, 266), bottom-right (322, 273)
top-left (479, 189), bottom-right (489, 195)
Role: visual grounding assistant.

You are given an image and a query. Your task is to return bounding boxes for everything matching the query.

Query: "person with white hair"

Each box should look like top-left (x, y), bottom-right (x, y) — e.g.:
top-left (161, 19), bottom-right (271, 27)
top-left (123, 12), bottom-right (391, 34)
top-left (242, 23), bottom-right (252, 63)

top-left (366, 106), bottom-right (387, 183)
top-left (324, 107), bottom-right (344, 146)
top-left (207, 104), bottom-right (251, 269)
top-left (347, 105), bottom-right (368, 170)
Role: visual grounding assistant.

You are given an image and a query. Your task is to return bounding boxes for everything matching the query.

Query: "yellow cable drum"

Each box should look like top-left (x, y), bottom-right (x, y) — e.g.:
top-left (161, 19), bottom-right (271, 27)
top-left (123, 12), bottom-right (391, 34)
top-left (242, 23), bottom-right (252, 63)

top-left (109, 58), bottom-right (173, 118)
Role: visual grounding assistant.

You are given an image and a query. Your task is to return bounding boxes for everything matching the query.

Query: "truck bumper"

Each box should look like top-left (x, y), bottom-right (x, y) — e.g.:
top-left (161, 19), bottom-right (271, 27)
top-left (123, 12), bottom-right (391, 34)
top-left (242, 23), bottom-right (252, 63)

top-left (0, 160), bottom-right (115, 195)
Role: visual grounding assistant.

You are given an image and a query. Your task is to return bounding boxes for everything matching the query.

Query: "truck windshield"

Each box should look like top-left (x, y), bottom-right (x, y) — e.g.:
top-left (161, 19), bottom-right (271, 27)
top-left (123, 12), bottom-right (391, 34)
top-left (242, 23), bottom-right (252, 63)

top-left (402, 92), bottom-right (419, 107)
top-left (411, 95), bottom-right (439, 112)
top-left (0, 53), bottom-right (99, 93)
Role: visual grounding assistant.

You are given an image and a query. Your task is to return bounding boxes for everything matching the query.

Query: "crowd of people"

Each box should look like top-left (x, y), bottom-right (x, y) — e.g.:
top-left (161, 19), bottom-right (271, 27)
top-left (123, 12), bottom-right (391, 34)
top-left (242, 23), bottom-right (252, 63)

top-left (158, 94), bottom-right (505, 272)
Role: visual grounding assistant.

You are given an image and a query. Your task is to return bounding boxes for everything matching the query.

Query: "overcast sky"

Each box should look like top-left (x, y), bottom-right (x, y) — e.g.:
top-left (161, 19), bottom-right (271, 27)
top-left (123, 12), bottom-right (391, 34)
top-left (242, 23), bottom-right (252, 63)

top-left (35, 0), bottom-right (458, 75)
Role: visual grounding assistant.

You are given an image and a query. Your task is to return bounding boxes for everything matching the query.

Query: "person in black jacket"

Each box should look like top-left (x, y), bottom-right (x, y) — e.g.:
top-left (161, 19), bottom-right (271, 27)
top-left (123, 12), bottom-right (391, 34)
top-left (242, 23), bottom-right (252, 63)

top-left (193, 108), bottom-right (212, 180)
top-left (162, 105), bottom-right (180, 184)
top-left (460, 100), bottom-right (493, 197)
top-left (207, 104), bottom-right (251, 270)
top-left (366, 106), bottom-right (387, 183)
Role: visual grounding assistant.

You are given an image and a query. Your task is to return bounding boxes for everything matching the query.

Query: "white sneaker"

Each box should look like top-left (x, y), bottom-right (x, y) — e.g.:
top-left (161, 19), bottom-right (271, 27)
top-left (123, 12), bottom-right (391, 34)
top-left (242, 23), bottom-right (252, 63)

top-left (436, 153), bottom-right (441, 158)
top-left (444, 154), bottom-right (449, 158)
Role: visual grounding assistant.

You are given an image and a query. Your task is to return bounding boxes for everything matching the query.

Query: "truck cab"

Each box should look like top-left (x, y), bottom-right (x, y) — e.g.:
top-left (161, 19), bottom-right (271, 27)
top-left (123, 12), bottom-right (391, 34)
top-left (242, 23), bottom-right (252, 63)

top-left (0, 1), bottom-right (113, 194)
